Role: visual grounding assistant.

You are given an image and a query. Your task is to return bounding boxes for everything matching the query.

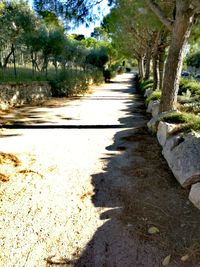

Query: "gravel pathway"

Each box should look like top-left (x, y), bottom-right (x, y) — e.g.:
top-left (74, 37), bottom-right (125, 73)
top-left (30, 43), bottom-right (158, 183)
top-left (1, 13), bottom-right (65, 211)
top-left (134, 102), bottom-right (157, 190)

top-left (0, 73), bottom-right (180, 266)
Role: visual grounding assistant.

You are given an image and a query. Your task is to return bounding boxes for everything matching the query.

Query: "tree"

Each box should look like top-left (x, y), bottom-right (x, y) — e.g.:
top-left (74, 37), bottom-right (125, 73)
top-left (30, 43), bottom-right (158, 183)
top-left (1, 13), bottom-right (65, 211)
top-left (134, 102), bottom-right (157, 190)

top-left (0, 0), bottom-right (38, 75)
top-left (147, 0), bottom-right (200, 111)
top-left (33, 0), bottom-right (109, 25)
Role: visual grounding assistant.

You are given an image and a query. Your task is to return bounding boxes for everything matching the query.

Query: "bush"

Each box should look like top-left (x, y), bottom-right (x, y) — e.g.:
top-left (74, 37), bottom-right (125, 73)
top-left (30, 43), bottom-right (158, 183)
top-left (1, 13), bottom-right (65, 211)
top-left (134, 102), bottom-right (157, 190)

top-left (50, 69), bottom-right (104, 97)
top-left (103, 68), bottom-right (116, 82)
top-left (186, 52), bottom-right (200, 69)
top-left (160, 112), bottom-right (200, 133)
top-left (139, 79), bottom-right (153, 93)
top-left (88, 69), bottom-right (104, 85)
top-left (145, 90), bottom-right (161, 105)
top-left (179, 79), bottom-right (200, 96)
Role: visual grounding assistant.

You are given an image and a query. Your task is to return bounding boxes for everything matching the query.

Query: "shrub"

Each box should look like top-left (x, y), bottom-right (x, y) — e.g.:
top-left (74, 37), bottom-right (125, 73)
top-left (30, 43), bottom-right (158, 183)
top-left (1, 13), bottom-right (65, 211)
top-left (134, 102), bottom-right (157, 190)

top-left (179, 79), bottom-right (200, 96)
top-left (88, 69), bottom-right (104, 85)
top-left (139, 79), bottom-right (153, 93)
top-left (160, 112), bottom-right (200, 133)
top-left (50, 69), bottom-right (104, 97)
top-left (145, 90), bottom-right (161, 105)
top-left (103, 68), bottom-right (116, 82)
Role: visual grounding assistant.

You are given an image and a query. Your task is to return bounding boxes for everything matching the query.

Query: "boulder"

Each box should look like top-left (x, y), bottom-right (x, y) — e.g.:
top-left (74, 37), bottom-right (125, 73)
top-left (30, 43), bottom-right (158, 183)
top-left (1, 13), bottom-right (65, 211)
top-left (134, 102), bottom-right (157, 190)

top-left (147, 100), bottom-right (160, 116)
top-left (144, 88), bottom-right (153, 98)
top-left (146, 100), bottom-right (154, 113)
top-left (162, 132), bottom-right (200, 188)
top-left (157, 121), bottom-right (177, 147)
top-left (189, 183), bottom-right (200, 210)
top-left (151, 101), bottom-right (160, 117)
top-left (147, 111), bottom-right (176, 134)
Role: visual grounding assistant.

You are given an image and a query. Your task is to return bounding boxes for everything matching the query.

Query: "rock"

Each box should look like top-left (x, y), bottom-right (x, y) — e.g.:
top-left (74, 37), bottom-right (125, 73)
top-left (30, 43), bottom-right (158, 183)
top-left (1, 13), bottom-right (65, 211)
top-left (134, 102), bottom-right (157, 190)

top-left (162, 134), bottom-right (184, 161)
top-left (144, 88), bottom-right (153, 98)
top-left (189, 183), bottom-right (200, 210)
top-left (151, 100), bottom-right (160, 117)
top-left (147, 111), bottom-right (176, 134)
top-left (146, 100), bottom-right (154, 113)
top-left (163, 131), bottom-right (200, 187)
top-left (147, 100), bottom-right (160, 115)
top-left (157, 121), bottom-right (177, 147)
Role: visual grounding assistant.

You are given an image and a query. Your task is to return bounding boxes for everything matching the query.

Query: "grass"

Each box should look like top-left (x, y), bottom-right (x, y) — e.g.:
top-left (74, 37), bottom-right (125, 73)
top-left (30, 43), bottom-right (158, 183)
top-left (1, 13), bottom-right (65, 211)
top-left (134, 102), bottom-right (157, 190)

top-left (0, 66), bottom-right (57, 83)
top-left (160, 112), bottom-right (200, 133)
top-left (145, 90), bottom-right (161, 105)
top-left (139, 78), bottom-right (153, 93)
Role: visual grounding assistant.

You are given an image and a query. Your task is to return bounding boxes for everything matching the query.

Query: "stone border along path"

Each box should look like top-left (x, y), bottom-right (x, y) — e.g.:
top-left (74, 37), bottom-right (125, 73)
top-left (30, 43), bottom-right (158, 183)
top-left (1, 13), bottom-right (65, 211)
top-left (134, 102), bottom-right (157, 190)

top-left (146, 89), bottom-right (200, 210)
top-left (0, 73), bottom-right (199, 266)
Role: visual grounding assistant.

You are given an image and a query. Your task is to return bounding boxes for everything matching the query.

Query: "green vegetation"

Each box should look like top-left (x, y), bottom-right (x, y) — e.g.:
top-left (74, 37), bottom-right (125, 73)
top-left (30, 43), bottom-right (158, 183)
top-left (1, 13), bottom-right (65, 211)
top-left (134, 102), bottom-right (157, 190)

top-left (160, 112), bottom-right (200, 133)
top-left (0, 0), bottom-right (128, 95)
top-left (179, 80), bottom-right (200, 96)
top-left (145, 90), bottom-right (161, 105)
top-left (50, 69), bottom-right (104, 97)
top-left (139, 79), bottom-right (153, 93)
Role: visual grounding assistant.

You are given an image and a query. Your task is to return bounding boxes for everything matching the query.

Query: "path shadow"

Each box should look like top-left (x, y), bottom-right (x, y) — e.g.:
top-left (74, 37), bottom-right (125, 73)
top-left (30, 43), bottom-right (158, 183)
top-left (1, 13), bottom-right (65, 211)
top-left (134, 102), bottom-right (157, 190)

top-left (72, 82), bottom-right (200, 267)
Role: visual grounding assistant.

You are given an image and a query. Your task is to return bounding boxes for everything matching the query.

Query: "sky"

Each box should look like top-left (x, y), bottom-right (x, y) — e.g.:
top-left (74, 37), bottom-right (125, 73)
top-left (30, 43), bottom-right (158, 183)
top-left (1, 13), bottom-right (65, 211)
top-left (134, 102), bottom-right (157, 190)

top-left (28, 0), bottom-right (110, 37)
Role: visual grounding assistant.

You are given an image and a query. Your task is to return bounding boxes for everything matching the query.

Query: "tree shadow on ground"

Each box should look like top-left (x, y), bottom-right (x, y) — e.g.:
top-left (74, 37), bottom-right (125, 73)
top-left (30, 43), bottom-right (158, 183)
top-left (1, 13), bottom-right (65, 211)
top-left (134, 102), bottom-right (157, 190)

top-left (73, 90), bottom-right (200, 267)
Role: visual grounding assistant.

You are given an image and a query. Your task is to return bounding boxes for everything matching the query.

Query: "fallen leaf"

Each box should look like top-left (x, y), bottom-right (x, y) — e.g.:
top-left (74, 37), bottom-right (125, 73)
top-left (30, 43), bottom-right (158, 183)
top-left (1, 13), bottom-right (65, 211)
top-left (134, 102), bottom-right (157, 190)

top-left (0, 173), bottom-right (9, 182)
top-left (148, 226), bottom-right (160, 234)
top-left (162, 255), bottom-right (171, 266)
top-left (181, 254), bottom-right (189, 262)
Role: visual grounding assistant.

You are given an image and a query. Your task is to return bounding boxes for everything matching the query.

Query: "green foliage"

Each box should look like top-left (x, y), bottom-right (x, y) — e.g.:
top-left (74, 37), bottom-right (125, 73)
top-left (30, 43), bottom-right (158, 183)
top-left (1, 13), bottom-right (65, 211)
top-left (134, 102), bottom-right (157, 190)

top-left (145, 90), bottom-right (161, 105)
top-left (160, 112), bottom-right (194, 124)
top-left (0, 67), bottom-right (53, 82)
top-left (160, 112), bottom-right (200, 133)
top-left (186, 52), bottom-right (200, 68)
top-left (103, 68), bottom-right (116, 82)
top-left (179, 79), bottom-right (200, 96)
top-left (139, 79), bottom-right (153, 93)
top-left (50, 69), bottom-right (104, 97)
top-left (85, 47), bottom-right (109, 69)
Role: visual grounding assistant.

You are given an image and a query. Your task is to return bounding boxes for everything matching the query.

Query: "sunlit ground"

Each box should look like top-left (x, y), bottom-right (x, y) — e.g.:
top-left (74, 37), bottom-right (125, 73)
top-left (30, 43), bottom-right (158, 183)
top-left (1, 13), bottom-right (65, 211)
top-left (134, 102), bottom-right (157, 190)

top-left (0, 73), bottom-right (135, 266)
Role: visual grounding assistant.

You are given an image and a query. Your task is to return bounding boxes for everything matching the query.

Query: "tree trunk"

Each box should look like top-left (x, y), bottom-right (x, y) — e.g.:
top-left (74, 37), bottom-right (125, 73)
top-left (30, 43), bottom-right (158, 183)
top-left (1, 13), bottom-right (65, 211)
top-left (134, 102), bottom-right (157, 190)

top-left (3, 50), bottom-right (13, 68)
top-left (158, 47), bottom-right (165, 91)
top-left (160, 2), bottom-right (194, 112)
top-left (138, 56), bottom-right (145, 79)
top-left (31, 51), bottom-right (35, 77)
top-left (158, 32), bottom-right (168, 91)
top-left (12, 44), bottom-right (17, 77)
top-left (144, 45), bottom-right (152, 80)
top-left (152, 32), bottom-right (160, 91)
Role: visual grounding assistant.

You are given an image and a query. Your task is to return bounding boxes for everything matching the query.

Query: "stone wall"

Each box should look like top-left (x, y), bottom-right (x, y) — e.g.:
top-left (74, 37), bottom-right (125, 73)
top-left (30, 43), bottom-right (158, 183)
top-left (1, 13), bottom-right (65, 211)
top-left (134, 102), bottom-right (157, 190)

top-left (146, 95), bottom-right (200, 210)
top-left (0, 82), bottom-right (52, 110)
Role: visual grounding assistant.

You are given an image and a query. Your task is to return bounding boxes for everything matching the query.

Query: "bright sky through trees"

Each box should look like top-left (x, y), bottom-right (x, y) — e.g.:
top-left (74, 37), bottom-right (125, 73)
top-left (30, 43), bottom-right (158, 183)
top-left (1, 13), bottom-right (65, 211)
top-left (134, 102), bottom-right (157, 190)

top-left (28, 0), bottom-right (110, 36)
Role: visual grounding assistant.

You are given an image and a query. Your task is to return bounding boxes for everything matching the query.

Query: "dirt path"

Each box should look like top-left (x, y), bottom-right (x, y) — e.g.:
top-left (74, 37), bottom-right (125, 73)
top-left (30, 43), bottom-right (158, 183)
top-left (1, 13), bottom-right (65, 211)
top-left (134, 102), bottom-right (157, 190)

top-left (1, 73), bottom-right (200, 267)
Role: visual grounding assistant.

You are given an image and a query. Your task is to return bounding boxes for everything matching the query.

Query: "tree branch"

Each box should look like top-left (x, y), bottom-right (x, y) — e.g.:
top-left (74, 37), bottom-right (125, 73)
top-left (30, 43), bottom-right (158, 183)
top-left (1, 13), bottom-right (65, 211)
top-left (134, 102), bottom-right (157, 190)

top-left (146, 0), bottom-right (174, 31)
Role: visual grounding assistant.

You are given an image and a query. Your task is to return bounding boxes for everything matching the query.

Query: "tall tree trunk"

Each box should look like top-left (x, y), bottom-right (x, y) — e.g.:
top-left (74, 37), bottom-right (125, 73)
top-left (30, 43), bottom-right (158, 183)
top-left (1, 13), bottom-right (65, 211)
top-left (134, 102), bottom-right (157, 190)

top-left (31, 50), bottom-right (35, 77)
top-left (158, 46), bottom-right (166, 91)
top-left (160, 2), bottom-right (194, 112)
top-left (3, 50), bottom-right (13, 68)
top-left (152, 32), bottom-right (160, 91)
top-left (158, 32), bottom-right (168, 91)
top-left (12, 44), bottom-right (17, 77)
top-left (138, 56), bottom-right (145, 79)
top-left (144, 45), bottom-right (152, 80)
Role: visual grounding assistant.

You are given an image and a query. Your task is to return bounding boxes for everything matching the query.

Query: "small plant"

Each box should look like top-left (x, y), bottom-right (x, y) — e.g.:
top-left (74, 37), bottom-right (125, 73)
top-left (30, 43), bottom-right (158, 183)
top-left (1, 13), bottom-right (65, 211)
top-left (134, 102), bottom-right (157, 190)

top-left (160, 112), bottom-right (200, 133)
top-left (139, 79), bottom-right (153, 93)
top-left (145, 90), bottom-right (161, 105)
top-left (179, 79), bottom-right (200, 96)
top-left (160, 112), bottom-right (192, 123)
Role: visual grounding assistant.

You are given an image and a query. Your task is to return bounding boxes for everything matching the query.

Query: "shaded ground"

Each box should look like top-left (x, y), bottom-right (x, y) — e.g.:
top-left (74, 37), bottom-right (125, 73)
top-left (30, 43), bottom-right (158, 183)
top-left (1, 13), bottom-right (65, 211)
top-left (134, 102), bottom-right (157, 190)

top-left (0, 73), bottom-right (200, 267)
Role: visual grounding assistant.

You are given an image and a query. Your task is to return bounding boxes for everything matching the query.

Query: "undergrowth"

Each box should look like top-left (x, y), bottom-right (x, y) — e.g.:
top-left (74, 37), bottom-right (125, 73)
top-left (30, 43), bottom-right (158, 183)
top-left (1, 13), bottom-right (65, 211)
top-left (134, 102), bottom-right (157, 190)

top-left (160, 112), bottom-right (200, 133)
top-left (145, 90), bottom-right (161, 106)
